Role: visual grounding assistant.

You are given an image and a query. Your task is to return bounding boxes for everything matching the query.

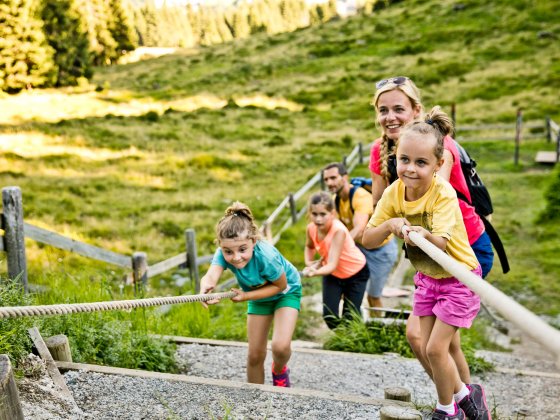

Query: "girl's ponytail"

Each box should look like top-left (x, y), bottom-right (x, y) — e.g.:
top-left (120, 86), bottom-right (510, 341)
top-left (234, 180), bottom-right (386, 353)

top-left (216, 202), bottom-right (260, 241)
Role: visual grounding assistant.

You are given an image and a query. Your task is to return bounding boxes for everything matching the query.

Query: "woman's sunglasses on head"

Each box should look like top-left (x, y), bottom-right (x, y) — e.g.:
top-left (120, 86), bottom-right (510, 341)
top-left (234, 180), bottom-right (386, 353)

top-left (375, 76), bottom-right (409, 89)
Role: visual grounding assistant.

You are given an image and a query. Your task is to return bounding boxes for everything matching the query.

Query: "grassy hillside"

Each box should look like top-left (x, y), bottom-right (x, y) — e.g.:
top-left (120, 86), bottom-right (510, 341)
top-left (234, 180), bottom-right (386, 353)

top-left (0, 0), bottom-right (559, 324)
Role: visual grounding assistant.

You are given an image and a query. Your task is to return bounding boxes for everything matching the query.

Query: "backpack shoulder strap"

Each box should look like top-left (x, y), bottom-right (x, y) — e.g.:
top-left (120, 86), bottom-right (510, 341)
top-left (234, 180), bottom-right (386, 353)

top-left (348, 186), bottom-right (357, 213)
top-left (455, 189), bottom-right (472, 206)
top-left (481, 216), bottom-right (510, 274)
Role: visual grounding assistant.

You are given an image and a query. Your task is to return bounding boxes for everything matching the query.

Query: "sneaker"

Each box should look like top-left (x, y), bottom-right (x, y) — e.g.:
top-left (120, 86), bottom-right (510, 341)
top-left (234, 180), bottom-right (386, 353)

top-left (271, 363), bottom-right (290, 387)
top-left (458, 384), bottom-right (491, 420)
top-left (431, 406), bottom-right (466, 420)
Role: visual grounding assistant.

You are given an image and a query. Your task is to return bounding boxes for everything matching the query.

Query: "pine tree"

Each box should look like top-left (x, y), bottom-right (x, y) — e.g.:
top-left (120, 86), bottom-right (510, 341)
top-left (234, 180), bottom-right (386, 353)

top-left (0, 0), bottom-right (55, 92)
top-left (228, 5), bottom-right (250, 39)
top-left (40, 0), bottom-right (92, 86)
top-left (107, 0), bottom-right (137, 53)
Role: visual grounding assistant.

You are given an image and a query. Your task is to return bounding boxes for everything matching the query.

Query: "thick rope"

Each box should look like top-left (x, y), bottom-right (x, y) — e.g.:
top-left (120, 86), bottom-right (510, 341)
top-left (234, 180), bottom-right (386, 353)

top-left (0, 291), bottom-right (237, 319)
top-left (404, 229), bottom-right (560, 364)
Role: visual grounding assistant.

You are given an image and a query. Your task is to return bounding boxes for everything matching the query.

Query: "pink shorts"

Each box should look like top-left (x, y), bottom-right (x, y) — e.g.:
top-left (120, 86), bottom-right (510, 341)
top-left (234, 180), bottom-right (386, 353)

top-left (413, 266), bottom-right (482, 328)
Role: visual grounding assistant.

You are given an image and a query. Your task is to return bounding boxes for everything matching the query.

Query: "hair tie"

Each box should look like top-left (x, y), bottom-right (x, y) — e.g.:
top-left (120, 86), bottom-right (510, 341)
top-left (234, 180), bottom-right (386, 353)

top-left (426, 119), bottom-right (434, 126)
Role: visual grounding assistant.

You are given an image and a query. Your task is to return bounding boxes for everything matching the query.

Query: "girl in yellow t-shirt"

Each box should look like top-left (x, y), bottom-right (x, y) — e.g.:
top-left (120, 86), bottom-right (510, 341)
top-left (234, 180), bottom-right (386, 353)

top-left (363, 107), bottom-right (486, 420)
top-left (302, 191), bottom-right (369, 330)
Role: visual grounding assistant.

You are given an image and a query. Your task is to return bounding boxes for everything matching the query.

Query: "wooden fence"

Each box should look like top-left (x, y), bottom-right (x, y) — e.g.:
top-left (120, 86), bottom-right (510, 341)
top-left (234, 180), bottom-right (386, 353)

top-left (0, 113), bottom-right (555, 294)
top-left (0, 186), bottom-right (208, 294)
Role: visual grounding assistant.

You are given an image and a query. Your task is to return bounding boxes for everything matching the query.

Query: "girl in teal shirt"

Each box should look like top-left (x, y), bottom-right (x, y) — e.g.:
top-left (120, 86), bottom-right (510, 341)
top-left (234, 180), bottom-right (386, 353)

top-left (200, 201), bottom-right (301, 387)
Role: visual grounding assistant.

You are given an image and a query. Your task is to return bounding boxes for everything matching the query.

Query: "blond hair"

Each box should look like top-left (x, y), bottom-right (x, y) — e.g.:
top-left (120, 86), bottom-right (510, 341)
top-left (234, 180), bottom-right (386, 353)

top-left (371, 77), bottom-right (424, 183)
top-left (399, 106), bottom-right (454, 160)
top-left (216, 201), bottom-right (260, 242)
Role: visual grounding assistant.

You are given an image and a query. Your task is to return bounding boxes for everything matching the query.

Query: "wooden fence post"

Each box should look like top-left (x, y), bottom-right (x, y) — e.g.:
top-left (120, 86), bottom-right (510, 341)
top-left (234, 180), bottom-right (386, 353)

top-left (358, 142), bottom-right (364, 164)
top-left (546, 116), bottom-right (551, 143)
top-left (2, 187), bottom-right (28, 292)
top-left (45, 335), bottom-right (73, 362)
top-left (0, 354), bottom-right (24, 420)
top-left (319, 170), bottom-right (325, 190)
top-left (288, 193), bottom-right (297, 224)
top-left (185, 229), bottom-right (200, 293)
top-left (514, 109), bottom-right (523, 165)
top-left (451, 103), bottom-right (457, 137)
top-left (556, 130), bottom-right (560, 163)
top-left (342, 155), bottom-right (347, 167)
top-left (262, 221), bottom-right (273, 243)
top-left (132, 252), bottom-right (148, 295)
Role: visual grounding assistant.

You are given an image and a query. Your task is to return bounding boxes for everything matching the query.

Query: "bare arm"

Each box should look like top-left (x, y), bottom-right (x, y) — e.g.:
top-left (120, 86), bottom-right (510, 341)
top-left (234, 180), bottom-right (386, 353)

top-left (349, 212), bottom-right (369, 242)
top-left (370, 171), bottom-right (387, 211)
top-left (362, 217), bottom-right (410, 248)
top-left (437, 149), bottom-right (454, 181)
top-left (199, 264), bottom-right (225, 307)
top-left (304, 226), bottom-right (319, 267)
top-left (231, 272), bottom-right (288, 302)
top-left (303, 229), bottom-right (345, 277)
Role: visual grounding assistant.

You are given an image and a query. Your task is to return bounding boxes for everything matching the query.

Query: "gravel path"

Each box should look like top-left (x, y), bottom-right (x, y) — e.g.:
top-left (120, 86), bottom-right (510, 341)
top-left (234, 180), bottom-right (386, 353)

top-left (18, 339), bottom-right (560, 419)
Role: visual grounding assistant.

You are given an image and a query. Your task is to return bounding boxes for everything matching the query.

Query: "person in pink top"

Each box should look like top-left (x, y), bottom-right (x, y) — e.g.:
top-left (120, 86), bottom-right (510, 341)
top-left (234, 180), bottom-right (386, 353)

top-left (302, 191), bottom-right (369, 329)
top-left (369, 76), bottom-right (493, 420)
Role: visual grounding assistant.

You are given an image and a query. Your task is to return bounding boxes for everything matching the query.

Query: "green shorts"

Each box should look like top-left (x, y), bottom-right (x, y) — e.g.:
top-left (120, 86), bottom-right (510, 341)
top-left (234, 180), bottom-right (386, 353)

top-left (247, 291), bottom-right (302, 316)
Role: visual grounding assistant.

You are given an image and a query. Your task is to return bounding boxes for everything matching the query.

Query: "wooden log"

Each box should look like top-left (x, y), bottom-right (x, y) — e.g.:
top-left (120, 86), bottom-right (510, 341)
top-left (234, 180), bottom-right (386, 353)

top-left (384, 386), bottom-right (411, 402)
top-left (2, 187), bottom-right (28, 292)
top-left (45, 335), bottom-right (73, 363)
top-left (380, 406), bottom-right (422, 420)
top-left (27, 327), bottom-right (73, 399)
top-left (0, 354), bottom-right (24, 420)
top-left (185, 229), bottom-right (200, 293)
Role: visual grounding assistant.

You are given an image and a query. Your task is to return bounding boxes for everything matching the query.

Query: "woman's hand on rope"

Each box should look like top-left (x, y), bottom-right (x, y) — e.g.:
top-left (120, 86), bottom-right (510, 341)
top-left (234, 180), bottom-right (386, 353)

top-left (230, 288), bottom-right (246, 302)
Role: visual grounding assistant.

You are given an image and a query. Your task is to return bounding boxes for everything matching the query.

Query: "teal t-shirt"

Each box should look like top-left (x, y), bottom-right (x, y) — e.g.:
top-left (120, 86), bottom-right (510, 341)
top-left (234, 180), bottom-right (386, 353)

top-left (211, 240), bottom-right (302, 302)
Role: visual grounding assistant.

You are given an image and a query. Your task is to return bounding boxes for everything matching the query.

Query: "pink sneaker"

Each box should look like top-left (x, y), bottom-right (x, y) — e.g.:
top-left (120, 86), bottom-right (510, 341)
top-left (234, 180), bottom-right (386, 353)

top-left (271, 363), bottom-right (290, 387)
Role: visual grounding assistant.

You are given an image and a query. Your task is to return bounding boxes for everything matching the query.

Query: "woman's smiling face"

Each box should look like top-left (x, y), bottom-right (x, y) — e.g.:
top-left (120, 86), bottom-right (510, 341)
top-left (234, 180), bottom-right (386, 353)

top-left (376, 89), bottom-right (421, 141)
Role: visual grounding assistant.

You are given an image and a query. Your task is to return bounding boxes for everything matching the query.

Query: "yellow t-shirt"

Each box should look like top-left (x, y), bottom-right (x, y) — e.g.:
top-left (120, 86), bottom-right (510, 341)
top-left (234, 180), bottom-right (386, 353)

top-left (336, 187), bottom-right (372, 245)
top-left (368, 175), bottom-right (478, 278)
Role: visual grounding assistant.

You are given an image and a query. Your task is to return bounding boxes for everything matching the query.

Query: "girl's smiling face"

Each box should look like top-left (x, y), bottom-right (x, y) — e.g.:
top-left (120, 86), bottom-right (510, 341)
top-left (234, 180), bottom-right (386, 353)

top-left (396, 132), bottom-right (443, 200)
top-left (219, 234), bottom-right (256, 269)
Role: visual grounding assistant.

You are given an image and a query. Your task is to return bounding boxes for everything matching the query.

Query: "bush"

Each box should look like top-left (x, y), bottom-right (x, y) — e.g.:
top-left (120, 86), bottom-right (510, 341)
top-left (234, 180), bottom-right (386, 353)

top-left (537, 165), bottom-right (560, 223)
top-left (323, 313), bottom-right (414, 357)
top-left (0, 279), bottom-right (33, 364)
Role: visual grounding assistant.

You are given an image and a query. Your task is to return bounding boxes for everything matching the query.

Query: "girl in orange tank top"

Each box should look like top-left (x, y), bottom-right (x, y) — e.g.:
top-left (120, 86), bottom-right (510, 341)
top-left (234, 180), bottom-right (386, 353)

top-left (302, 191), bottom-right (369, 329)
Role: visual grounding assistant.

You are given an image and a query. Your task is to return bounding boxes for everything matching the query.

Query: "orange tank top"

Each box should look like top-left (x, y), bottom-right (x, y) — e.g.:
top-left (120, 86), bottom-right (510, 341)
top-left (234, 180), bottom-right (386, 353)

top-left (308, 219), bottom-right (366, 279)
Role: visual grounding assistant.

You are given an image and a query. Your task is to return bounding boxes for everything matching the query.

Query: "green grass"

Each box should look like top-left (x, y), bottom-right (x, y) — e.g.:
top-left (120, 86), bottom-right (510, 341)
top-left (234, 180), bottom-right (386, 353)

top-left (0, 0), bottom-right (559, 367)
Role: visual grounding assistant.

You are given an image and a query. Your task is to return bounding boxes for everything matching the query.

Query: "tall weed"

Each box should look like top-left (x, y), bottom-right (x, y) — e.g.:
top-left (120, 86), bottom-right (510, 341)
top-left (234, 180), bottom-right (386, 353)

top-left (0, 278), bottom-right (33, 364)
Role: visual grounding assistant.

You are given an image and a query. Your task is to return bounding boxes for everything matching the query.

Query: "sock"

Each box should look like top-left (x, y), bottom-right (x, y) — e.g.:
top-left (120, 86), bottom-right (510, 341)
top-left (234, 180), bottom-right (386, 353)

top-left (454, 383), bottom-right (470, 402)
top-left (436, 401), bottom-right (456, 415)
top-left (272, 362), bottom-right (286, 374)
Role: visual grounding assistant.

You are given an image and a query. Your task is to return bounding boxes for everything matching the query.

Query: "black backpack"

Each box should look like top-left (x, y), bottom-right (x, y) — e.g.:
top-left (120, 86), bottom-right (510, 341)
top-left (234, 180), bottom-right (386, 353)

top-left (452, 141), bottom-right (509, 274)
top-left (453, 141), bottom-right (493, 218)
